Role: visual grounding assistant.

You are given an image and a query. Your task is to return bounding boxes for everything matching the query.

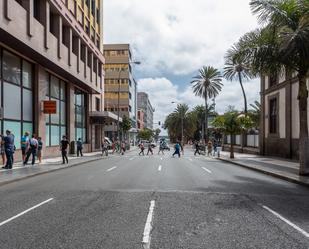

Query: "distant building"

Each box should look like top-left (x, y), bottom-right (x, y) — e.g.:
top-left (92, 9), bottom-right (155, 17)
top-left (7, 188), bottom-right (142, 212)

top-left (103, 44), bottom-right (138, 140)
top-left (260, 70), bottom-right (306, 159)
top-left (137, 109), bottom-right (145, 130)
top-left (137, 92), bottom-right (155, 129)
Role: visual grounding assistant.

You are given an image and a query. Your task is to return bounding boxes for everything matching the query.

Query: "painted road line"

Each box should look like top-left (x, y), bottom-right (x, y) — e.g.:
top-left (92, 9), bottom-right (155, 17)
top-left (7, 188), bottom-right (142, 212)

top-left (262, 205), bottom-right (309, 238)
top-left (107, 166), bottom-right (117, 172)
top-left (158, 165), bottom-right (162, 172)
top-left (202, 167), bottom-right (212, 174)
top-left (0, 198), bottom-right (54, 227)
top-left (129, 157), bottom-right (135, 161)
top-left (142, 200), bottom-right (156, 249)
top-left (160, 158), bottom-right (163, 160)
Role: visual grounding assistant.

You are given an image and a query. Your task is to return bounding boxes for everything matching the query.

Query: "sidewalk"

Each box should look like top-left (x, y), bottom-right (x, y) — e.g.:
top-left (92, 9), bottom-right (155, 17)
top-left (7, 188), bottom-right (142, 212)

top-left (217, 151), bottom-right (309, 187)
top-left (0, 151), bottom-right (105, 187)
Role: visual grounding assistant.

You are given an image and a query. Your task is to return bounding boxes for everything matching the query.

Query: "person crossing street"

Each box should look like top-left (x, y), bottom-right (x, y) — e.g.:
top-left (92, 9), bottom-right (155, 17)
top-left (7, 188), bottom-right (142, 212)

top-left (24, 134), bottom-right (38, 166)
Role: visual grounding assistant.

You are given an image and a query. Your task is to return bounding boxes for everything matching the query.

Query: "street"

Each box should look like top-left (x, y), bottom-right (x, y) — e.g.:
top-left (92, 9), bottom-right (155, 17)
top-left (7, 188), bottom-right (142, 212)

top-left (0, 148), bottom-right (308, 249)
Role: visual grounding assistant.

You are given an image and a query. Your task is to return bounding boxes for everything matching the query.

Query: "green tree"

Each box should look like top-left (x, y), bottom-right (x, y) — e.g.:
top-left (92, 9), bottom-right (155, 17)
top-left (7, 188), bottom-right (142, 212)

top-left (138, 128), bottom-right (154, 141)
top-left (237, 0), bottom-right (309, 175)
top-left (192, 104), bottom-right (216, 140)
top-left (154, 128), bottom-right (161, 141)
top-left (191, 66), bottom-right (223, 142)
top-left (212, 112), bottom-right (253, 159)
top-left (120, 115), bottom-right (132, 140)
top-left (248, 100), bottom-right (261, 129)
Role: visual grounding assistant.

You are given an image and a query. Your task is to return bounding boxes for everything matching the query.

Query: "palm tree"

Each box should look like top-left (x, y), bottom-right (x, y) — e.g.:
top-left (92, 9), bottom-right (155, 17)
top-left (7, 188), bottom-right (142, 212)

top-left (224, 45), bottom-right (255, 114)
top-left (239, 0), bottom-right (309, 175)
top-left (191, 66), bottom-right (223, 142)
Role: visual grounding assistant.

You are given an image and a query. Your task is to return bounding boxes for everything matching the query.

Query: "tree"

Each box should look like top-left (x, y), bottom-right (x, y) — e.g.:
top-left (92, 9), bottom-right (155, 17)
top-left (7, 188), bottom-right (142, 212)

top-left (120, 115), bottom-right (132, 140)
top-left (212, 112), bottom-right (253, 159)
top-left (224, 44), bottom-right (255, 114)
top-left (138, 128), bottom-right (154, 141)
top-left (154, 128), bottom-right (161, 141)
top-left (248, 100), bottom-right (261, 130)
top-left (191, 66), bottom-right (223, 143)
top-left (192, 104), bottom-right (216, 140)
top-left (237, 0), bottom-right (309, 175)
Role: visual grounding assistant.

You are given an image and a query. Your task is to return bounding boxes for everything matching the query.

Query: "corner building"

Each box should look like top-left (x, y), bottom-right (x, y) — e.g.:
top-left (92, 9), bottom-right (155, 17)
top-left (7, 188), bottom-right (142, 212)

top-left (0, 0), bottom-right (105, 159)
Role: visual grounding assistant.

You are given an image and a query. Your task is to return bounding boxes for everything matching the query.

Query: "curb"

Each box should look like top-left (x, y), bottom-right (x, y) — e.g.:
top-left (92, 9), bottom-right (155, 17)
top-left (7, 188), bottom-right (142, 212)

top-left (216, 157), bottom-right (309, 188)
top-left (0, 156), bottom-right (106, 187)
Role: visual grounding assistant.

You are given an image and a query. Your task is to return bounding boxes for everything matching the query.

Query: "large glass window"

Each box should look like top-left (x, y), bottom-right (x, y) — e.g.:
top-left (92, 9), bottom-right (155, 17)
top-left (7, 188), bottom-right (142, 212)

top-left (46, 74), bottom-right (67, 147)
top-left (75, 90), bottom-right (87, 142)
top-left (0, 48), bottom-right (33, 149)
top-left (269, 98), bottom-right (278, 134)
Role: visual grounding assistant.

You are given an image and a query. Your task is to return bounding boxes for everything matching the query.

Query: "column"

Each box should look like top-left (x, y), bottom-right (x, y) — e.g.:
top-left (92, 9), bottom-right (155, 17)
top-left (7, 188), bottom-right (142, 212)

top-left (84, 46), bottom-right (88, 78)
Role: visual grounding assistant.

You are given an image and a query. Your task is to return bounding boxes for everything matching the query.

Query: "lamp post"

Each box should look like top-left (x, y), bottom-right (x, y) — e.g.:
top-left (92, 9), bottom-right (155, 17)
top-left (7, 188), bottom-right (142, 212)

top-left (117, 61), bottom-right (141, 141)
top-left (171, 101), bottom-right (184, 146)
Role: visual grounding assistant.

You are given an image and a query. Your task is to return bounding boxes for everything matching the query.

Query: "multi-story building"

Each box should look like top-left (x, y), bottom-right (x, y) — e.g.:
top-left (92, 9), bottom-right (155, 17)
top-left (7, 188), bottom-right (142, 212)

top-left (0, 0), bottom-right (109, 158)
top-left (137, 92), bottom-right (155, 129)
top-left (260, 70), bottom-right (307, 159)
top-left (103, 44), bottom-right (138, 140)
top-left (137, 109), bottom-right (145, 130)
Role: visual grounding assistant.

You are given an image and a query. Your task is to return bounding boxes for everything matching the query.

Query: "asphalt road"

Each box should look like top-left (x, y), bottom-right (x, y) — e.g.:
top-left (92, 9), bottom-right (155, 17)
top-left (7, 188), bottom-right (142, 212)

top-left (0, 147), bottom-right (308, 249)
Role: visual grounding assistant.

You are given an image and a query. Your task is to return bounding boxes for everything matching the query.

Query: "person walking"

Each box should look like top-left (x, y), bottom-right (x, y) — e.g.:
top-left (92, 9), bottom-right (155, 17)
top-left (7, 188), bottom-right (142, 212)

top-left (158, 140), bottom-right (165, 155)
top-left (2, 130), bottom-right (15, 169)
top-left (0, 135), bottom-right (6, 166)
top-left (24, 134), bottom-right (38, 166)
top-left (76, 138), bottom-right (83, 157)
top-left (207, 140), bottom-right (213, 157)
top-left (102, 139), bottom-right (109, 156)
top-left (172, 141), bottom-right (181, 158)
top-left (60, 135), bottom-right (70, 164)
top-left (138, 142), bottom-right (145, 156)
top-left (21, 131), bottom-right (30, 162)
top-left (37, 137), bottom-right (43, 163)
top-left (213, 140), bottom-right (218, 157)
top-left (121, 141), bottom-right (126, 155)
top-left (194, 141), bottom-right (200, 156)
top-left (147, 143), bottom-right (153, 155)
top-left (111, 141), bottom-right (116, 154)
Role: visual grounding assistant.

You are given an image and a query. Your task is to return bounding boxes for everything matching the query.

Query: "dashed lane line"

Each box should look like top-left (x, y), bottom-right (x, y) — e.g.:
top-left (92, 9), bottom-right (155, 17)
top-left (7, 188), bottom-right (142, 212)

top-left (158, 165), bottom-right (162, 172)
top-left (202, 167), bottom-right (212, 174)
top-left (107, 166), bottom-right (117, 172)
top-left (142, 200), bottom-right (156, 249)
top-left (262, 205), bottom-right (309, 238)
top-left (0, 198), bottom-right (54, 227)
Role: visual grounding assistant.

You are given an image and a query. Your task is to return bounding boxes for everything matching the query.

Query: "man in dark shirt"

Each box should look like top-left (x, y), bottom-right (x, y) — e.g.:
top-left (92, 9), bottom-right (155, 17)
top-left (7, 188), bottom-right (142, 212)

top-left (60, 135), bottom-right (70, 164)
top-left (3, 130), bottom-right (15, 169)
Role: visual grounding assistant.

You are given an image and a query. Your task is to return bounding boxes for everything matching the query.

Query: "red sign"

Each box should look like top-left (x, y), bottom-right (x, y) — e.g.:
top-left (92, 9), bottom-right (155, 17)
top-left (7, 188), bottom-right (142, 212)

top-left (43, 100), bottom-right (57, 114)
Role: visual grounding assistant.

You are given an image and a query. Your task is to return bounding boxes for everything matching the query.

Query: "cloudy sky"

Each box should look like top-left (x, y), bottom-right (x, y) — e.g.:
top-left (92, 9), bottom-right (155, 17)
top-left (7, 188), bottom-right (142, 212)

top-left (103, 0), bottom-right (260, 133)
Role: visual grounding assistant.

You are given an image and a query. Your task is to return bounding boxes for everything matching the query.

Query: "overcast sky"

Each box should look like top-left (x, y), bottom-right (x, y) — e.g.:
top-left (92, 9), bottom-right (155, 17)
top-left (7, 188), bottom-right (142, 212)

top-left (104, 0), bottom-right (260, 133)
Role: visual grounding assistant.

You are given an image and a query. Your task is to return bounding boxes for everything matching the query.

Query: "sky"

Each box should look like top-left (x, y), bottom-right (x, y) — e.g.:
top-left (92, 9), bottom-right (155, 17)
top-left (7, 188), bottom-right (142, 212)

top-left (103, 0), bottom-right (260, 134)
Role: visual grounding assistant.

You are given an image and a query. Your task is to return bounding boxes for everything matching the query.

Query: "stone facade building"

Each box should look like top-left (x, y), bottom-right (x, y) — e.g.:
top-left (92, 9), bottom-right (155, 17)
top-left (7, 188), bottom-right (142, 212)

top-left (0, 0), bottom-right (109, 159)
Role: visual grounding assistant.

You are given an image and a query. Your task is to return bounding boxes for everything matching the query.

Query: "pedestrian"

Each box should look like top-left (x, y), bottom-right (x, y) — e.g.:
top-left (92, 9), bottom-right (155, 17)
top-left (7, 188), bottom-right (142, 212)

top-left (102, 139), bottom-right (108, 156)
top-left (158, 140), bottom-right (165, 155)
top-left (213, 140), bottom-right (218, 157)
top-left (60, 135), bottom-right (70, 164)
top-left (37, 137), bottom-right (43, 163)
top-left (2, 130), bottom-right (15, 169)
top-left (24, 134), bottom-right (38, 166)
top-left (180, 143), bottom-right (184, 155)
top-left (0, 135), bottom-right (6, 166)
top-left (139, 142), bottom-right (145, 156)
top-left (172, 141), bottom-right (181, 158)
top-left (111, 141), bottom-right (116, 154)
top-left (121, 141), bottom-right (126, 155)
top-left (21, 131), bottom-right (30, 162)
top-left (76, 138), bottom-right (83, 157)
top-left (194, 141), bottom-right (200, 156)
top-left (147, 142), bottom-right (153, 155)
top-left (207, 140), bottom-right (213, 157)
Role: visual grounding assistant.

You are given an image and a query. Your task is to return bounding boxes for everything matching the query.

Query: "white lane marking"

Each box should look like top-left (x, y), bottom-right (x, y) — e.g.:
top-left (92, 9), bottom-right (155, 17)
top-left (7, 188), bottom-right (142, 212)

top-left (107, 166), bottom-right (117, 172)
top-left (158, 165), bottom-right (162, 171)
top-left (160, 158), bottom-right (163, 160)
top-left (202, 167), bottom-right (212, 174)
top-left (142, 200), bottom-right (156, 248)
top-left (262, 205), bottom-right (309, 238)
top-left (129, 157), bottom-right (135, 161)
top-left (0, 198), bottom-right (54, 227)
top-left (188, 158), bottom-right (193, 162)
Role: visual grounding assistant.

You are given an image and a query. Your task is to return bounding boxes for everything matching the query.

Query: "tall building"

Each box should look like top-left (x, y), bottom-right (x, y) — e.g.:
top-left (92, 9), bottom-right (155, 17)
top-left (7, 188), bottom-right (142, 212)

top-left (260, 70), bottom-right (307, 159)
top-left (0, 0), bottom-right (107, 158)
top-left (137, 92), bottom-right (155, 129)
top-left (103, 44), bottom-right (138, 140)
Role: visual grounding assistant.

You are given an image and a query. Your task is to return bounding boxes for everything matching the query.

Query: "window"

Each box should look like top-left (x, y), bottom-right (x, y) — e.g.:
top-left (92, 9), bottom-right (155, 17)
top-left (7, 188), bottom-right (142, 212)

top-left (96, 8), bottom-right (100, 24)
top-left (75, 90), bottom-right (87, 142)
top-left (269, 97), bottom-right (278, 134)
top-left (95, 97), bottom-right (100, 111)
top-left (46, 74), bottom-right (66, 146)
top-left (0, 48), bottom-right (33, 149)
top-left (129, 105), bottom-right (132, 112)
top-left (85, 0), bottom-right (90, 7)
top-left (129, 92), bottom-right (132, 99)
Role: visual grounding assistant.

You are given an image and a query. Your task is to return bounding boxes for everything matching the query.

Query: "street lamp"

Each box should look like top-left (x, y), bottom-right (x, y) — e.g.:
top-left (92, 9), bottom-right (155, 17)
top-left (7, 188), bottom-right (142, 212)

top-left (171, 101), bottom-right (184, 146)
top-left (117, 61), bottom-right (141, 141)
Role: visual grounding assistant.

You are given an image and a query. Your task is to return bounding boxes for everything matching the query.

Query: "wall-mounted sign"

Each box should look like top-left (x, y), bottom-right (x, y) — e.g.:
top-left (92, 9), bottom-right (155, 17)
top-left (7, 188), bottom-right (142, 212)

top-left (43, 100), bottom-right (57, 114)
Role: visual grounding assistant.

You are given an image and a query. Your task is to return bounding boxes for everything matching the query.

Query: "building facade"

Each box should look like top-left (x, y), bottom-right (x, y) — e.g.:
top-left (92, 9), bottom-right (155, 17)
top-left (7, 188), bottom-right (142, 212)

top-left (137, 92), bottom-right (155, 129)
top-left (0, 0), bottom-right (106, 159)
top-left (137, 109), bottom-right (145, 130)
top-left (103, 44), bottom-right (138, 140)
top-left (260, 70), bottom-right (308, 159)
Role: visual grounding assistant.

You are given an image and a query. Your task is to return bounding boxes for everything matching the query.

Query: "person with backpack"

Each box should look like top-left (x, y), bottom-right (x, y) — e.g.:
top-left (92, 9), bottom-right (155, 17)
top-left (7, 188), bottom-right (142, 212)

top-left (76, 138), bottom-right (83, 157)
top-left (102, 139), bottom-right (109, 156)
top-left (37, 137), bottom-right (43, 164)
top-left (24, 134), bottom-right (38, 166)
top-left (172, 141), bottom-right (181, 158)
top-left (147, 142), bottom-right (153, 155)
top-left (138, 142), bottom-right (145, 156)
top-left (158, 140), bottom-right (165, 155)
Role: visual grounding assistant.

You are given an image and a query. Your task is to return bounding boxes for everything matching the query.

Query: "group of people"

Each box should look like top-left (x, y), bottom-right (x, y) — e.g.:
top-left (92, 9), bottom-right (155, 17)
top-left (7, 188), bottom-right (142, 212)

top-left (194, 139), bottom-right (221, 157)
top-left (138, 139), bottom-right (184, 157)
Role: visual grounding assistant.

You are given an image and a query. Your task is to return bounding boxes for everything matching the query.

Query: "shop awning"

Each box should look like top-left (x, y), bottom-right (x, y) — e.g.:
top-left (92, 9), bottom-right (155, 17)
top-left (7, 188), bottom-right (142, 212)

top-left (89, 111), bottom-right (122, 124)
